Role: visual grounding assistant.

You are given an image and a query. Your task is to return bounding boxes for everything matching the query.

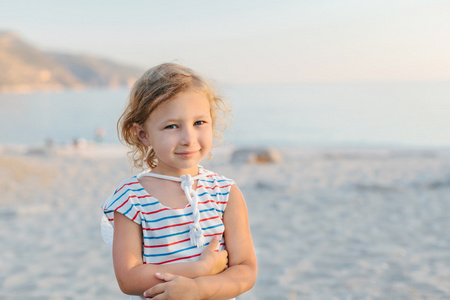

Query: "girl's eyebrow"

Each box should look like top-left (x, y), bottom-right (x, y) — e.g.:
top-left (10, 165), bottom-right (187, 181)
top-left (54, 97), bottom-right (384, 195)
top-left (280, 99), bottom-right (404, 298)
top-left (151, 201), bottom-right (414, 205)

top-left (195, 113), bottom-right (213, 119)
top-left (161, 114), bottom-right (211, 123)
top-left (158, 116), bottom-right (183, 123)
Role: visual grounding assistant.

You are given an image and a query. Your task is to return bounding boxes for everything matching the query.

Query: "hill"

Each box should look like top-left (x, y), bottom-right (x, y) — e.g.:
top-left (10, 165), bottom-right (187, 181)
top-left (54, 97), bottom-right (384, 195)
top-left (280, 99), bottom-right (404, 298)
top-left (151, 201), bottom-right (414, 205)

top-left (0, 31), bottom-right (143, 93)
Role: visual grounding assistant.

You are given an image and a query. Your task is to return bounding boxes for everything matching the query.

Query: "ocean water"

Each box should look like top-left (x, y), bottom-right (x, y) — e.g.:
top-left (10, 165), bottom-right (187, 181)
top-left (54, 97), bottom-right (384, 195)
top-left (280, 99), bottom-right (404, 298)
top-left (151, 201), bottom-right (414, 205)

top-left (1, 82), bottom-right (449, 148)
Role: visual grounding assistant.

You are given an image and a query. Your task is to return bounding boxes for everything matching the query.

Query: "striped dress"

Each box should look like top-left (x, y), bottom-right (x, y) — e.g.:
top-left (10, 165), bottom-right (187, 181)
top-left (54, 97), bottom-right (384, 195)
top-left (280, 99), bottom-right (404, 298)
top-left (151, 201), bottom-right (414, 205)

top-left (101, 166), bottom-right (233, 265)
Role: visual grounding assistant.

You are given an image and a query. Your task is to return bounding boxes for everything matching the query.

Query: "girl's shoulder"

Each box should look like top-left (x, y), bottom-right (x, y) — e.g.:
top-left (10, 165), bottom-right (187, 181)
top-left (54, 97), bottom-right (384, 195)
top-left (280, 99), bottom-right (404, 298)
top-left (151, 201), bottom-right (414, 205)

top-left (101, 176), bottom-right (144, 210)
top-left (111, 176), bottom-right (143, 197)
top-left (101, 175), bottom-right (146, 226)
top-left (198, 166), bottom-right (235, 185)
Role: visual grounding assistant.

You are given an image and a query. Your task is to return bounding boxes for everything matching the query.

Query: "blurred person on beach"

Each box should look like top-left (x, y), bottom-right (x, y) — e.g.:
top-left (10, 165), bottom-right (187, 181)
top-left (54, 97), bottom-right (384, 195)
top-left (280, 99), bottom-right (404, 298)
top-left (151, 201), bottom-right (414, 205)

top-left (95, 126), bottom-right (106, 143)
top-left (101, 63), bottom-right (257, 299)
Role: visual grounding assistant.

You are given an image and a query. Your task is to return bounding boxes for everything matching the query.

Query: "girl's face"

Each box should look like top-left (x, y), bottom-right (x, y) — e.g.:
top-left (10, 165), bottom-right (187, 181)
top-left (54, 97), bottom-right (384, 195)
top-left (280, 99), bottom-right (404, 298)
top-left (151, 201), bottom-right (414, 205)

top-left (135, 91), bottom-right (213, 176)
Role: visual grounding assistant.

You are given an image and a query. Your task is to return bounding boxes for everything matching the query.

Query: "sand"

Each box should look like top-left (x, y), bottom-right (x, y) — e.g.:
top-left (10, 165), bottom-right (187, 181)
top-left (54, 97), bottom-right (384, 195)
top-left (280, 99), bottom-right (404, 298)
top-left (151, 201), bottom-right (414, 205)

top-left (1, 144), bottom-right (450, 299)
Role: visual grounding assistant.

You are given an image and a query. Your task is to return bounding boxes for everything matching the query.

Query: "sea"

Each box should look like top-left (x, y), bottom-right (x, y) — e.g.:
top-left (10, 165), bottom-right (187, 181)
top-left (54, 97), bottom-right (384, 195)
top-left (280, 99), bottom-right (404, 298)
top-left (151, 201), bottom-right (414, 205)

top-left (1, 81), bottom-right (449, 149)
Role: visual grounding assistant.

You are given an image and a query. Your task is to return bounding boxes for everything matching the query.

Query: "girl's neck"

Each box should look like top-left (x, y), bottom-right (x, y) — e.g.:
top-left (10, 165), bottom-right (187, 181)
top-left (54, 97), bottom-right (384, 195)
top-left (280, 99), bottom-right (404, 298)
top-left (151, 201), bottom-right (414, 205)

top-left (150, 165), bottom-right (200, 178)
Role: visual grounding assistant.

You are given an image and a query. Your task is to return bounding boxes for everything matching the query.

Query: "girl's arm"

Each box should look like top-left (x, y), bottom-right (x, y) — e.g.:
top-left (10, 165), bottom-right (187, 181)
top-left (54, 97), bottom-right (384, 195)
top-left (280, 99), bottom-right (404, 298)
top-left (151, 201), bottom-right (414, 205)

top-left (144, 184), bottom-right (258, 299)
top-left (112, 211), bottom-right (228, 295)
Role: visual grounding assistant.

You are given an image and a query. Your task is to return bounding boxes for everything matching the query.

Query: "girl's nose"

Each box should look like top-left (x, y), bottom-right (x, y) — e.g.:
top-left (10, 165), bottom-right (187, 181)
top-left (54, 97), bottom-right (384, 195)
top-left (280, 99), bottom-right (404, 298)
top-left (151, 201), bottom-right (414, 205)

top-left (180, 126), bottom-right (195, 145)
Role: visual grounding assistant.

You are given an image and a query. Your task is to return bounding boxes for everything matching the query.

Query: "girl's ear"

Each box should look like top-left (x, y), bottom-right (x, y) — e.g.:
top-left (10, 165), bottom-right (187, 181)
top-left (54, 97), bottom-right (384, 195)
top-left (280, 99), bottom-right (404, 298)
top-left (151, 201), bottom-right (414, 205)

top-left (133, 123), bottom-right (151, 146)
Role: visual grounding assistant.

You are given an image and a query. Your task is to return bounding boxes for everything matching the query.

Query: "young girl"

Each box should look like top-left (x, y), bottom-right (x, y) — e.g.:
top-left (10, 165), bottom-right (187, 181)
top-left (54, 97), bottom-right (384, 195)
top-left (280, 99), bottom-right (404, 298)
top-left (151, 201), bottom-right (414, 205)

top-left (101, 63), bottom-right (257, 299)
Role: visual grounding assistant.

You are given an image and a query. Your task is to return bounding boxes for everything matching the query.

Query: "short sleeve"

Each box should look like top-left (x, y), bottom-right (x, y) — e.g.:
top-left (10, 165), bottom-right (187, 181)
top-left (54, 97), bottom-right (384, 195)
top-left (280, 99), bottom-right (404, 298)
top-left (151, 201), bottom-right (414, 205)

top-left (101, 178), bottom-right (143, 227)
top-left (216, 177), bottom-right (234, 213)
top-left (198, 168), bottom-right (235, 214)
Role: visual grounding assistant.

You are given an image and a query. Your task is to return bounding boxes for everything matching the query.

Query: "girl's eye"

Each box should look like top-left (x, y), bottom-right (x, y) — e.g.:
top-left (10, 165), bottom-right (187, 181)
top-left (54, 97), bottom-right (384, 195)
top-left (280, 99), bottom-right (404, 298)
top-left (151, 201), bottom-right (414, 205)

top-left (165, 124), bottom-right (177, 129)
top-left (194, 121), bottom-right (205, 126)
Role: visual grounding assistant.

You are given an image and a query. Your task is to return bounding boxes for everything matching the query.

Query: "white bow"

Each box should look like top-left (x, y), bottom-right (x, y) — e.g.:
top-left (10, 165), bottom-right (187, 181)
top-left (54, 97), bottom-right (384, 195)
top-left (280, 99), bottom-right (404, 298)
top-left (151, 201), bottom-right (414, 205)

top-left (137, 171), bottom-right (207, 247)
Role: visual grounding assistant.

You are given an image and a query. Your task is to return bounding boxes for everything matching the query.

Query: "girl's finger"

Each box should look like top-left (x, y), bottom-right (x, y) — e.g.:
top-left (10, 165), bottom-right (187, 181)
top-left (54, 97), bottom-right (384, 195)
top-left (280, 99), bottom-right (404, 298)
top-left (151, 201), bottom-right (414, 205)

top-left (206, 235), bottom-right (221, 250)
top-left (143, 282), bottom-right (166, 298)
top-left (150, 293), bottom-right (166, 300)
top-left (219, 249), bottom-right (228, 259)
top-left (155, 272), bottom-right (176, 282)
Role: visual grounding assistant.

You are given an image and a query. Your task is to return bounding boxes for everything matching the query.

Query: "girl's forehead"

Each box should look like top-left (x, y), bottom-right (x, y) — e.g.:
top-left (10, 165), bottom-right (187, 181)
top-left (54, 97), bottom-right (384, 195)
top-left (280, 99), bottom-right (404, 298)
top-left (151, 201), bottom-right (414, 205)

top-left (149, 91), bottom-right (211, 118)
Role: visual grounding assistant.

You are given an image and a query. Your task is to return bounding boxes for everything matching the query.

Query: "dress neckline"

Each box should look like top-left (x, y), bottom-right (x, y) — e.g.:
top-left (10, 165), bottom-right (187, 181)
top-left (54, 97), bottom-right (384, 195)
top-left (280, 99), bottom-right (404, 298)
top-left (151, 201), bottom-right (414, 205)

top-left (137, 166), bottom-right (207, 247)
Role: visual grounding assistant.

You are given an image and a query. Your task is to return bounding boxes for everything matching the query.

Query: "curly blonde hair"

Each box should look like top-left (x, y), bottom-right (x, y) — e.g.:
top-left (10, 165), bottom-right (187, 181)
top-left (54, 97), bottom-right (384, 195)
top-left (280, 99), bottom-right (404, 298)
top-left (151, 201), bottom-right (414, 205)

top-left (118, 63), bottom-right (230, 170)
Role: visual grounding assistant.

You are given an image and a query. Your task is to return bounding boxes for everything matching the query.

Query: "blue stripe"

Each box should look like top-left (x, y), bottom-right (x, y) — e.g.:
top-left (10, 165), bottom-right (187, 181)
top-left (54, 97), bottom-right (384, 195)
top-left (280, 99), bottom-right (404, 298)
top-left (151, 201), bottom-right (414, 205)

top-left (144, 245), bottom-right (198, 257)
top-left (140, 201), bottom-right (159, 207)
top-left (105, 206), bottom-right (223, 216)
top-left (123, 205), bottom-right (133, 216)
top-left (198, 178), bottom-right (233, 183)
top-left (142, 208), bottom-right (216, 223)
top-left (202, 223), bottom-right (224, 231)
top-left (107, 188), bottom-right (145, 209)
top-left (120, 200), bottom-right (159, 208)
top-left (105, 200), bottom-right (156, 213)
top-left (104, 203), bottom-right (136, 215)
top-left (143, 241), bottom-right (212, 257)
top-left (113, 176), bottom-right (138, 194)
top-left (143, 212), bottom-right (193, 223)
top-left (104, 201), bottom-right (159, 214)
top-left (197, 191), bottom-right (229, 197)
top-left (144, 230), bottom-right (190, 240)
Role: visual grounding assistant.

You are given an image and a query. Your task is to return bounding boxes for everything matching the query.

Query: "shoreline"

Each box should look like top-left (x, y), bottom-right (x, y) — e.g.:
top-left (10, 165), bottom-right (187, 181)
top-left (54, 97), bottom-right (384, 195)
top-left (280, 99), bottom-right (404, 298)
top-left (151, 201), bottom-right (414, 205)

top-left (1, 141), bottom-right (449, 156)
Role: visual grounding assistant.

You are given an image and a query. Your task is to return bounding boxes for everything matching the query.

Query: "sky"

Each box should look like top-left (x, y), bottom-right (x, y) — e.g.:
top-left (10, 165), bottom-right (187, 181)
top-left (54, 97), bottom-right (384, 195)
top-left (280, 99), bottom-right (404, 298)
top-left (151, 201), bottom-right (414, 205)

top-left (1, 0), bottom-right (450, 84)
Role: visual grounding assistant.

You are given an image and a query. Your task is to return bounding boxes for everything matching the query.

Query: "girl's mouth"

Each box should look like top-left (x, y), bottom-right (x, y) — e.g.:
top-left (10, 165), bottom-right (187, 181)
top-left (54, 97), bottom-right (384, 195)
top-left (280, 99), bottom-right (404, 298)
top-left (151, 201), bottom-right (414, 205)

top-left (175, 150), bottom-right (199, 158)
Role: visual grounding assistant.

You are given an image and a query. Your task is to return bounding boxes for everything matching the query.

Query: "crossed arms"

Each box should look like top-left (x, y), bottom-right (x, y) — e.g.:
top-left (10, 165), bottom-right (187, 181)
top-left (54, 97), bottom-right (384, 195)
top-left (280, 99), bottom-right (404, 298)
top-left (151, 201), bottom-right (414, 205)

top-left (112, 185), bottom-right (257, 299)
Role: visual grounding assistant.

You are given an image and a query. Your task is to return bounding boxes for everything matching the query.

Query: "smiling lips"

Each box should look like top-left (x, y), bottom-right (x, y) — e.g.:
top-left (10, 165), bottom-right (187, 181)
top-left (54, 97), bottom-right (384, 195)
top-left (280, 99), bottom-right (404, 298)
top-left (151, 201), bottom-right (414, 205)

top-left (175, 150), bottom-right (200, 159)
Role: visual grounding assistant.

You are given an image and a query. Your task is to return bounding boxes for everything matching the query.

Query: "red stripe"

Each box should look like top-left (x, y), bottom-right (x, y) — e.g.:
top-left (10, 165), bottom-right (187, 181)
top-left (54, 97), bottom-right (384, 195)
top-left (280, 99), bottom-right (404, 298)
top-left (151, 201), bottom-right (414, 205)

top-left (131, 211), bottom-right (140, 221)
top-left (142, 207), bottom-right (171, 215)
top-left (144, 238), bottom-right (191, 248)
top-left (145, 234), bottom-right (223, 248)
top-left (116, 194), bottom-right (139, 210)
top-left (204, 232), bottom-right (223, 237)
top-left (200, 215), bottom-right (220, 222)
top-left (145, 221), bottom-right (194, 231)
top-left (115, 181), bottom-right (139, 194)
top-left (140, 200), bottom-right (219, 217)
top-left (198, 199), bottom-right (214, 205)
top-left (152, 253), bottom-right (201, 265)
top-left (116, 198), bottom-right (129, 210)
top-left (143, 215), bottom-right (220, 231)
top-left (196, 184), bottom-right (232, 190)
top-left (116, 194), bottom-right (152, 211)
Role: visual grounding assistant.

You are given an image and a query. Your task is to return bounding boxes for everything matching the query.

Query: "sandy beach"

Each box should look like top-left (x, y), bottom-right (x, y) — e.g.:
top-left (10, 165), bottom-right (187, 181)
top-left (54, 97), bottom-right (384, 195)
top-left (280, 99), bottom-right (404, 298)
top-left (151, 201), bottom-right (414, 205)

top-left (1, 143), bottom-right (450, 299)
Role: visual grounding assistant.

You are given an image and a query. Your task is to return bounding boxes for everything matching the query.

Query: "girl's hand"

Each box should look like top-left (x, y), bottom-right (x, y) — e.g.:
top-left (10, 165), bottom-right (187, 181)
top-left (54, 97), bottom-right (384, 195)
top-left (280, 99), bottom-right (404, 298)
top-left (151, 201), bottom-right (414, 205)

top-left (198, 235), bottom-right (228, 275)
top-left (143, 273), bottom-right (200, 299)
